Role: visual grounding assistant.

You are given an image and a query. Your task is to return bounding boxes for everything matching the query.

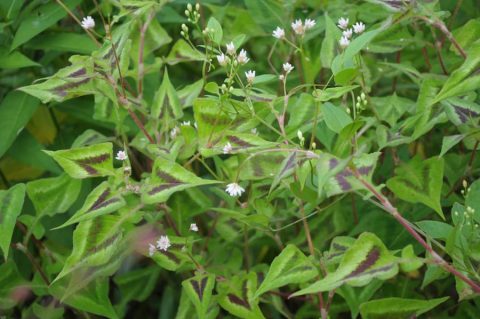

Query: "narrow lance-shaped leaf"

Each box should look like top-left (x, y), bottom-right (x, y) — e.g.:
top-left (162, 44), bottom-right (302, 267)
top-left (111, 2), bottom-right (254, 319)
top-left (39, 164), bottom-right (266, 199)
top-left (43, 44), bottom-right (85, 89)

top-left (0, 184), bottom-right (26, 260)
top-left (291, 232), bottom-right (398, 296)
top-left (151, 68), bottom-right (183, 120)
top-left (45, 142), bottom-right (114, 179)
top-left (182, 274), bottom-right (216, 319)
top-left (142, 157), bottom-right (219, 204)
top-left (26, 174), bottom-right (82, 217)
top-left (55, 182), bottom-right (125, 229)
top-left (254, 245), bottom-right (318, 298)
top-left (359, 297), bottom-right (449, 319)
top-left (442, 98), bottom-right (480, 126)
top-left (386, 156), bottom-right (445, 219)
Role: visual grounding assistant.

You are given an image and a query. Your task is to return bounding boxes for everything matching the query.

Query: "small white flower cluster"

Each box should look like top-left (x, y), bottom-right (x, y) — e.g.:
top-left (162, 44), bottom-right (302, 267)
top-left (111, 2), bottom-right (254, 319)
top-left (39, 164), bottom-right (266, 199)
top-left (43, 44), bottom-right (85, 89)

top-left (279, 62), bottom-right (294, 81)
top-left (116, 150), bottom-right (128, 161)
top-left (149, 235), bottom-right (172, 256)
top-left (337, 17), bottom-right (365, 49)
top-left (272, 18), bottom-right (315, 39)
top-left (81, 16), bottom-right (95, 30)
top-left (223, 142), bottom-right (233, 154)
top-left (217, 42), bottom-right (250, 66)
top-left (225, 182), bottom-right (245, 197)
top-left (189, 223), bottom-right (198, 232)
top-left (185, 3), bottom-right (201, 24)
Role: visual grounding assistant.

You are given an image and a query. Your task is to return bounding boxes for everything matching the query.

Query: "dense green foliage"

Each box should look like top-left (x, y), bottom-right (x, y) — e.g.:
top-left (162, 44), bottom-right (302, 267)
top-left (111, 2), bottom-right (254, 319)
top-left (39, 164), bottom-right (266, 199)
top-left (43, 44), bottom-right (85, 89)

top-left (1, 0), bottom-right (480, 318)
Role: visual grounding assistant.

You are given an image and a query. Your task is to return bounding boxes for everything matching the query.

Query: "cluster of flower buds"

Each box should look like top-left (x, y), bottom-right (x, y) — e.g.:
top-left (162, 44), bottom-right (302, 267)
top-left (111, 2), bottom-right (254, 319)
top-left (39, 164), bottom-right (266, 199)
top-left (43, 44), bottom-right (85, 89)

top-left (356, 92), bottom-right (368, 110)
top-left (337, 17), bottom-right (365, 49)
top-left (180, 23), bottom-right (189, 39)
top-left (461, 180), bottom-right (471, 196)
top-left (297, 130), bottom-right (305, 147)
top-left (185, 3), bottom-right (200, 24)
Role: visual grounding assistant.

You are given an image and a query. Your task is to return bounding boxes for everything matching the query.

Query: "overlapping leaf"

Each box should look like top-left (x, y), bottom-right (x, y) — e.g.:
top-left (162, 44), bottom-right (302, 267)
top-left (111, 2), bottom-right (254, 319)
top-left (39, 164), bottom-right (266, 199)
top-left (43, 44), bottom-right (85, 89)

top-left (151, 68), bottom-right (183, 120)
top-left (0, 184), bottom-right (25, 260)
top-left (182, 274), bottom-right (216, 319)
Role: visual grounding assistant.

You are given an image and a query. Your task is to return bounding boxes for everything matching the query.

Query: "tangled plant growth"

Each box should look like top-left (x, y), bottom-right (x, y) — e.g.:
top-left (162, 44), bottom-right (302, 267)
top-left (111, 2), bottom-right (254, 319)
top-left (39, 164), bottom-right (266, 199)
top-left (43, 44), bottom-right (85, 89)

top-left (1, 0), bottom-right (480, 318)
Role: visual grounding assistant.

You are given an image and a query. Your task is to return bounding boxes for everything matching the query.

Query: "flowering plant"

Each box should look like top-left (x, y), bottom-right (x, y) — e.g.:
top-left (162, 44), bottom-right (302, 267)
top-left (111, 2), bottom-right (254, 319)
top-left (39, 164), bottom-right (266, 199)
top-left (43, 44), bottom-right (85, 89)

top-left (1, 0), bottom-right (480, 318)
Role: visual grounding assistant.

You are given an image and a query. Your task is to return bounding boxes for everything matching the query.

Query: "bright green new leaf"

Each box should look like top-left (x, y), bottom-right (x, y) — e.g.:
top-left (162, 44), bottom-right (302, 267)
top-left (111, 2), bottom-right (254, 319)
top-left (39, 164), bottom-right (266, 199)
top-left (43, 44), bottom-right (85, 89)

top-left (359, 297), bottom-right (449, 319)
top-left (291, 233), bottom-right (398, 296)
top-left (399, 245), bottom-right (424, 273)
top-left (182, 274), bottom-right (216, 319)
top-left (387, 157), bottom-right (445, 219)
top-left (45, 143), bottom-right (114, 179)
top-left (254, 245), bottom-right (318, 298)
top-left (0, 184), bottom-right (25, 260)
top-left (206, 17), bottom-right (223, 44)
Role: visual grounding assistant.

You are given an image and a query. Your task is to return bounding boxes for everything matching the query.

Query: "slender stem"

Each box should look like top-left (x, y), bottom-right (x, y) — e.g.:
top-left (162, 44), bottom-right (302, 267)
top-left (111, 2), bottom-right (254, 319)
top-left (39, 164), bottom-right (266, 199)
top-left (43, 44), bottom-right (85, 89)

top-left (14, 243), bottom-right (50, 285)
top-left (352, 168), bottom-right (480, 293)
top-left (418, 16), bottom-right (467, 59)
top-left (137, 10), bottom-right (156, 98)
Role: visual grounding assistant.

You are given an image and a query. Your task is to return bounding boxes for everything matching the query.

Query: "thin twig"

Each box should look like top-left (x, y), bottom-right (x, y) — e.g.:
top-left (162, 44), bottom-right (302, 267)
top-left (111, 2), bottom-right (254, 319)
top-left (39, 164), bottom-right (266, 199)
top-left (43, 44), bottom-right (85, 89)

top-left (418, 16), bottom-right (467, 59)
top-left (137, 10), bottom-right (156, 98)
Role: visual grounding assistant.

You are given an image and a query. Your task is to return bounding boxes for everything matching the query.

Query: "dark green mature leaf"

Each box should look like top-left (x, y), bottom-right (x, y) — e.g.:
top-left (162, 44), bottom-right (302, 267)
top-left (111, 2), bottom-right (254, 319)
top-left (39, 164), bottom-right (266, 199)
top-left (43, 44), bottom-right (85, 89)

top-left (45, 143), bottom-right (114, 179)
top-left (0, 91), bottom-right (39, 158)
top-left (142, 157), bottom-right (219, 204)
top-left (11, 0), bottom-right (82, 50)
top-left (182, 274), bottom-right (216, 319)
top-left (387, 157), bottom-right (445, 219)
top-left (0, 184), bottom-right (25, 260)
top-left (56, 182), bottom-right (125, 228)
top-left (371, 94), bottom-right (414, 127)
top-left (314, 85), bottom-right (359, 102)
top-left (26, 33), bottom-right (97, 54)
top-left (291, 233), bottom-right (398, 296)
top-left (26, 174), bottom-right (81, 217)
top-left (254, 245), bottom-right (318, 298)
top-left (359, 297), bottom-right (448, 319)
top-left (244, 0), bottom-right (285, 32)
top-left (0, 50), bottom-right (39, 68)
top-left (0, 260), bottom-right (28, 309)
top-left (166, 39), bottom-right (205, 65)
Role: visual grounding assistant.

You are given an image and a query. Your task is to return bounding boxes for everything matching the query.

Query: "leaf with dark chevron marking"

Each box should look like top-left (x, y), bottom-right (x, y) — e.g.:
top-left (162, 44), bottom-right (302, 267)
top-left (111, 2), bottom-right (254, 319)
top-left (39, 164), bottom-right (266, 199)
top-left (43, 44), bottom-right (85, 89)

top-left (182, 274), bottom-right (215, 319)
top-left (291, 232), bottom-right (398, 296)
top-left (45, 143), bottom-right (114, 179)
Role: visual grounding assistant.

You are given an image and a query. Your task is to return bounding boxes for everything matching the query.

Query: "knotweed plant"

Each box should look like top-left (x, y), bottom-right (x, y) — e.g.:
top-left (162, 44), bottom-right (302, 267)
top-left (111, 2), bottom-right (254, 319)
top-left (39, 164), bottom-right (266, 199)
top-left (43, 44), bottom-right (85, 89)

top-left (1, 0), bottom-right (480, 318)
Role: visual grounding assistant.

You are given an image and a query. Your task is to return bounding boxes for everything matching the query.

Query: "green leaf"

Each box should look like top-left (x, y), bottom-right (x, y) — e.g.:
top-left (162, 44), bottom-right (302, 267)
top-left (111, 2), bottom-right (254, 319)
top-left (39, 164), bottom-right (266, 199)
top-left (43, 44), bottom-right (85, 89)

top-left (322, 102), bottom-right (352, 134)
top-left (166, 39), bottom-right (205, 65)
top-left (0, 184), bottom-right (25, 260)
top-left (45, 142), bottom-right (114, 179)
top-left (114, 267), bottom-right (160, 304)
top-left (56, 182), bottom-right (125, 228)
top-left (291, 233), bottom-right (398, 296)
top-left (26, 174), bottom-right (81, 217)
top-left (244, 0), bottom-right (286, 32)
top-left (313, 85), bottom-right (359, 102)
top-left (442, 98), bottom-right (480, 126)
top-left (151, 68), bottom-right (183, 120)
top-left (0, 50), bottom-right (39, 68)
top-left (11, 0), bottom-right (82, 50)
top-left (0, 91), bottom-right (39, 158)
top-left (465, 179), bottom-right (480, 223)
top-left (440, 134), bottom-right (465, 157)
top-left (206, 17), bottom-right (223, 44)
top-left (371, 94), bottom-right (414, 127)
top-left (386, 157), bottom-right (445, 219)
top-left (182, 274), bottom-right (216, 319)
top-left (359, 297), bottom-right (449, 319)
top-left (399, 245), bottom-right (424, 273)
top-left (320, 13), bottom-right (341, 69)
top-left (254, 245), bottom-right (318, 298)
top-left (142, 157), bottom-right (219, 204)
top-left (25, 32), bottom-right (97, 54)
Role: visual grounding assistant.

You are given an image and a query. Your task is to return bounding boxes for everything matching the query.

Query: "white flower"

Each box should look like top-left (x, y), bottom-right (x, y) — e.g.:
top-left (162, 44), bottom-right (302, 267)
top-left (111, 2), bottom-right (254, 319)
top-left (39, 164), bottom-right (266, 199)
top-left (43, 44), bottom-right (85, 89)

top-left (251, 128), bottom-right (258, 135)
top-left (342, 28), bottom-right (353, 39)
top-left (304, 19), bottom-right (316, 30)
top-left (223, 142), bottom-right (233, 154)
top-left (353, 22), bottom-right (365, 34)
top-left (81, 16), bottom-right (95, 30)
top-left (283, 62), bottom-right (294, 74)
top-left (225, 182), bottom-right (245, 197)
top-left (291, 19), bottom-right (304, 35)
top-left (337, 17), bottom-right (349, 30)
top-left (156, 235), bottom-right (171, 251)
top-left (245, 70), bottom-right (255, 84)
top-left (339, 36), bottom-right (350, 48)
top-left (148, 243), bottom-right (156, 256)
top-left (217, 53), bottom-right (228, 66)
top-left (189, 223), bottom-right (199, 232)
top-left (181, 121), bottom-right (191, 126)
top-left (272, 26), bottom-right (285, 39)
top-left (279, 74), bottom-right (285, 81)
top-left (226, 41), bottom-right (235, 55)
top-left (170, 126), bottom-right (180, 139)
top-left (237, 49), bottom-right (249, 64)
top-left (115, 150), bottom-right (128, 161)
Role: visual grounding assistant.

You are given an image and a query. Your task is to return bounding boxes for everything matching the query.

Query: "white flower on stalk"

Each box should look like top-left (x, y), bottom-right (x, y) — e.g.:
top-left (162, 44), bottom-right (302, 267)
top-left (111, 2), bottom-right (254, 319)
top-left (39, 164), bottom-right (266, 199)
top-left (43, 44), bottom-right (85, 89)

top-left (148, 243), bottom-right (156, 256)
top-left (339, 36), bottom-right (350, 48)
top-left (223, 142), bottom-right (233, 154)
top-left (226, 41), bottom-right (235, 55)
top-left (272, 27), bottom-right (285, 39)
top-left (353, 22), bottom-right (365, 34)
top-left (283, 62), bottom-right (294, 74)
top-left (189, 223), bottom-right (199, 232)
top-left (81, 16), bottom-right (95, 30)
top-left (245, 70), bottom-right (255, 84)
top-left (291, 19), bottom-right (304, 35)
top-left (225, 182), bottom-right (245, 197)
top-left (342, 28), bottom-right (353, 39)
top-left (217, 53), bottom-right (228, 66)
top-left (237, 49), bottom-right (249, 64)
top-left (156, 235), bottom-right (171, 251)
top-left (181, 121), bottom-right (191, 126)
top-left (115, 150), bottom-right (128, 161)
top-left (170, 126), bottom-right (180, 139)
top-left (304, 19), bottom-right (316, 30)
top-left (337, 17), bottom-right (349, 30)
